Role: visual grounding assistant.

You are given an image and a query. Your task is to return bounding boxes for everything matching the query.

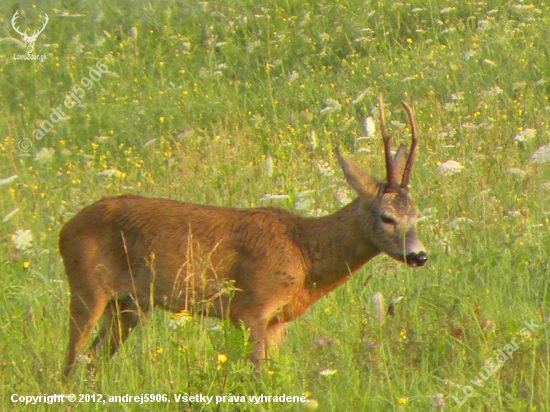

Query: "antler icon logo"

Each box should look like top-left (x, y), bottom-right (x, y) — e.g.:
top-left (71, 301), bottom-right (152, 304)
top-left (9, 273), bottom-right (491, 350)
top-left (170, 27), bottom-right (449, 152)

top-left (11, 11), bottom-right (49, 54)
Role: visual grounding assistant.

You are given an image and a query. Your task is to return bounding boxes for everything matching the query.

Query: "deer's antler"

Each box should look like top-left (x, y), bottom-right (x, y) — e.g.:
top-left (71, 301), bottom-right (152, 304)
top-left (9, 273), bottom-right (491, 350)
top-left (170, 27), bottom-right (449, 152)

top-left (31, 13), bottom-right (49, 39)
top-left (11, 11), bottom-right (26, 37)
top-left (11, 11), bottom-right (49, 40)
top-left (379, 93), bottom-right (397, 191)
top-left (400, 101), bottom-right (418, 189)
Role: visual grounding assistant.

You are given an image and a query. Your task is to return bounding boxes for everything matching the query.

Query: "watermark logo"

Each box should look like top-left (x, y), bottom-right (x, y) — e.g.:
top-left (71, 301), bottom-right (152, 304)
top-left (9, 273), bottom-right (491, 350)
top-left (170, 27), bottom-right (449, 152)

top-left (452, 318), bottom-right (540, 406)
top-left (11, 11), bottom-right (49, 60)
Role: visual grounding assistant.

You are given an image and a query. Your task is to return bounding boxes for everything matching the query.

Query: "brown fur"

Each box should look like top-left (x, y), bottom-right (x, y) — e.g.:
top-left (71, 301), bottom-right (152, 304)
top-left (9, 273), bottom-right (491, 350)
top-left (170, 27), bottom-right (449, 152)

top-left (60, 100), bottom-right (427, 377)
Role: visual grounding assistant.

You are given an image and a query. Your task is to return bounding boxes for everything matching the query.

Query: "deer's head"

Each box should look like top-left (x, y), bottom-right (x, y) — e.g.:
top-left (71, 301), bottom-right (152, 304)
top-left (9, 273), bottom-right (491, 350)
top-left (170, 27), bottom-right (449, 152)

top-left (11, 11), bottom-right (49, 54)
top-left (336, 94), bottom-right (427, 267)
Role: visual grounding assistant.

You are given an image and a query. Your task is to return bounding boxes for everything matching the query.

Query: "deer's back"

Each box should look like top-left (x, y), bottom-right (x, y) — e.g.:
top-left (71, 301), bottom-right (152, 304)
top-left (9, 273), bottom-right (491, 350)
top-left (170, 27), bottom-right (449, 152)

top-left (59, 195), bottom-right (310, 313)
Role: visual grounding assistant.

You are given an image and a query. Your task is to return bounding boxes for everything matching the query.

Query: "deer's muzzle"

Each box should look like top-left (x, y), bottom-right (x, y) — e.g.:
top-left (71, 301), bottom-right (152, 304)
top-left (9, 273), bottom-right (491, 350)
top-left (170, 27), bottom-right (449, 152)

top-left (405, 251), bottom-right (428, 267)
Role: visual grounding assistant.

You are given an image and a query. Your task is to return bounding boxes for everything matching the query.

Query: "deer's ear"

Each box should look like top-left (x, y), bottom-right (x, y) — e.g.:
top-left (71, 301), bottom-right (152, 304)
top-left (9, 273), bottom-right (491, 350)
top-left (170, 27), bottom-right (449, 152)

top-left (335, 148), bottom-right (380, 198)
top-left (392, 144), bottom-right (408, 186)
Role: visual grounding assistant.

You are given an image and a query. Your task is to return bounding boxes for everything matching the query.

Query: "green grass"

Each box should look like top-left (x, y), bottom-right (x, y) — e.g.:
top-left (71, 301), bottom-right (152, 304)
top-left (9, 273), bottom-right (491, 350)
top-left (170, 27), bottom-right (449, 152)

top-left (1, 0), bottom-right (550, 410)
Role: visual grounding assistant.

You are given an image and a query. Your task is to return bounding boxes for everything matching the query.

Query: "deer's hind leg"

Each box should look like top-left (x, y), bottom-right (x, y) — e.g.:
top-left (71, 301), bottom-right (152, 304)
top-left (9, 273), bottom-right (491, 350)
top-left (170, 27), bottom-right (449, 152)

top-left (89, 296), bottom-right (149, 363)
top-left (63, 290), bottom-right (110, 378)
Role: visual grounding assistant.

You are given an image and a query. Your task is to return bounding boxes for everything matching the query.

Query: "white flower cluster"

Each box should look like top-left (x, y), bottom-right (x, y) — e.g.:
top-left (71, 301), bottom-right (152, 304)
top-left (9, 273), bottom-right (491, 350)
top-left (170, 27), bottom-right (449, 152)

top-left (436, 160), bottom-right (464, 176)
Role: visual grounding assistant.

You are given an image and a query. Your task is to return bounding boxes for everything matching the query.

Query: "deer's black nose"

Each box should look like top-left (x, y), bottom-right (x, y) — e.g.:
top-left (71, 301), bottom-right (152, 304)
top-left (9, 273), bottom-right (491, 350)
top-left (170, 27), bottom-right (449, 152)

top-left (406, 251), bottom-right (428, 267)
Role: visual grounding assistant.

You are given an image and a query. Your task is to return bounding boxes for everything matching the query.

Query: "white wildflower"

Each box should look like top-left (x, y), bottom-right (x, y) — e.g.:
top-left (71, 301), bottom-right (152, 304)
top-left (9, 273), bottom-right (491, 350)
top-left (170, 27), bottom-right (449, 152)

top-left (288, 70), bottom-right (299, 83)
top-left (437, 160), bottom-right (464, 176)
top-left (506, 168), bottom-right (527, 178)
top-left (450, 91), bottom-right (464, 101)
top-left (411, 8), bottom-right (424, 13)
top-left (483, 122), bottom-right (494, 131)
top-left (167, 311), bottom-right (192, 329)
top-left (480, 86), bottom-right (503, 98)
top-left (34, 147), bottom-right (55, 163)
top-left (439, 7), bottom-right (456, 14)
top-left (298, 12), bottom-right (310, 27)
top-left (432, 393), bottom-right (446, 409)
top-left (246, 41), bottom-right (260, 53)
top-left (417, 208), bottom-right (435, 222)
top-left (421, 207), bottom-right (437, 216)
top-left (530, 143), bottom-right (550, 164)
top-left (505, 210), bottom-right (522, 217)
top-left (448, 217), bottom-right (474, 228)
top-left (316, 161), bottom-right (334, 176)
top-left (372, 292), bottom-right (386, 324)
top-left (443, 102), bottom-right (458, 113)
top-left (250, 114), bottom-right (264, 128)
top-left (94, 135), bottom-right (110, 141)
top-left (461, 123), bottom-right (480, 131)
top-left (98, 168), bottom-right (123, 177)
top-left (0, 175), bottom-right (18, 186)
top-left (259, 194), bottom-right (290, 202)
top-left (364, 117), bottom-right (376, 137)
top-left (353, 36), bottom-right (371, 43)
top-left (309, 130), bottom-right (318, 150)
top-left (463, 50), bottom-right (476, 60)
top-left (441, 27), bottom-right (456, 35)
top-left (125, 26), bottom-right (136, 44)
top-left (335, 187), bottom-right (353, 206)
top-left (513, 128), bottom-right (537, 143)
top-left (512, 4), bottom-right (532, 13)
top-left (438, 128), bottom-right (456, 139)
top-left (318, 33), bottom-right (330, 43)
top-left (478, 20), bottom-right (490, 30)
top-left (77, 355), bottom-right (91, 364)
top-left (198, 67), bottom-right (209, 78)
top-left (297, 190), bottom-right (314, 198)
top-left (295, 197), bottom-right (314, 211)
top-left (11, 229), bottom-right (33, 251)
top-left (308, 208), bottom-right (329, 217)
top-left (265, 155), bottom-right (273, 177)
top-left (512, 81), bottom-right (527, 91)
top-left (319, 369), bottom-right (337, 376)
top-left (320, 98), bottom-right (341, 115)
top-left (389, 120), bottom-right (405, 129)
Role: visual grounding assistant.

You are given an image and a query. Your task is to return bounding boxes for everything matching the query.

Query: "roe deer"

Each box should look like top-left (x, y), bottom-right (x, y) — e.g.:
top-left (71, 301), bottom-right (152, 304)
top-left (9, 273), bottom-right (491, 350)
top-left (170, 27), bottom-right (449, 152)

top-left (60, 94), bottom-right (427, 377)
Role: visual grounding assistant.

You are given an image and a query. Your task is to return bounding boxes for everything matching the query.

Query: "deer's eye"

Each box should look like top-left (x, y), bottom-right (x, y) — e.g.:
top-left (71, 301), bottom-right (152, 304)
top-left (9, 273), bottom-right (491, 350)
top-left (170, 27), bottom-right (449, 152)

top-left (380, 215), bottom-right (396, 225)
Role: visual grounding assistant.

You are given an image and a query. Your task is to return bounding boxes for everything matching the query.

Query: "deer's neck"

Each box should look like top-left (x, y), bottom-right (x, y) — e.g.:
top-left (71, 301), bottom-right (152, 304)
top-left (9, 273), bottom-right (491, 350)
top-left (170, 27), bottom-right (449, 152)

top-left (298, 199), bottom-right (380, 289)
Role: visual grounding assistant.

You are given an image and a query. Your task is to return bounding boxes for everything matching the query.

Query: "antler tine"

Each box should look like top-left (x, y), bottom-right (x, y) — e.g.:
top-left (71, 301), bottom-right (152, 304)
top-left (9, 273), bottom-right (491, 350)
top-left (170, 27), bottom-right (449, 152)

top-left (30, 13), bottom-right (49, 38)
top-left (11, 11), bottom-right (26, 36)
top-left (400, 101), bottom-right (418, 189)
top-left (379, 93), bottom-right (396, 189)
top-left (37, 14), bottom-right (49, 35)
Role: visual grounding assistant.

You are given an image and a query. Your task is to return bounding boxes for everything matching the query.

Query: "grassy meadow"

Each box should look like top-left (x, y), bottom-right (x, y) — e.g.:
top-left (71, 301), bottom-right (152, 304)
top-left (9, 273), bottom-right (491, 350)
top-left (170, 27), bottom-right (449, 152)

top-left (1, 0), bottom-right (550, 410)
